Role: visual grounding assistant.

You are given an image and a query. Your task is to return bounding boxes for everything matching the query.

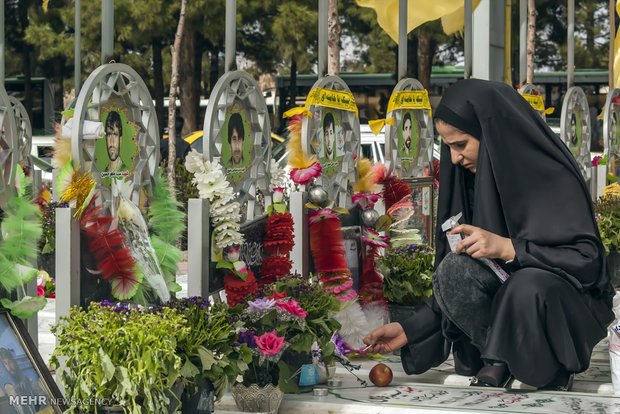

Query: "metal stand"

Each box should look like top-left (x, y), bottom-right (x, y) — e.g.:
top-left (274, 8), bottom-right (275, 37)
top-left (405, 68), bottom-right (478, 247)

top-left (290, 191), bottom-right (309, 276)
top-left (55, 208), bottom-right (81, 326)
top-left (187, 198), bottom-right (211, 297)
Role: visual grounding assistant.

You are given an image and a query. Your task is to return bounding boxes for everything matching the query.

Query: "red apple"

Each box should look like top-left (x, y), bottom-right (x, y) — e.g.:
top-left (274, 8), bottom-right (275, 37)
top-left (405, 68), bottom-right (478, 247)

top-left (369, 363), bottom-right (393, 387)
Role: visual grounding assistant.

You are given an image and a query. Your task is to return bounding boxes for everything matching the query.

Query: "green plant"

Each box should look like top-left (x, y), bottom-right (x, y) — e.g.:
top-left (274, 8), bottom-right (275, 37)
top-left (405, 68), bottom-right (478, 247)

top-left (161, 297), bottom-right (251, 401)
top-left (50, 301), bottom-right (188, 413)
top-left (377, 244), bottom-right (435, 306)
top-left (594, 185), bottom-right (620, 254)
top-left (38, 201), bottom-right (69, 254)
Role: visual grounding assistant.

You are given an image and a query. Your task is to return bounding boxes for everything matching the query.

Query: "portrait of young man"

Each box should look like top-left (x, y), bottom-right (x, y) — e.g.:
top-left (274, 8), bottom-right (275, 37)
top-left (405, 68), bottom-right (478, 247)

top-left (228, 112), bottom-right (245, 168)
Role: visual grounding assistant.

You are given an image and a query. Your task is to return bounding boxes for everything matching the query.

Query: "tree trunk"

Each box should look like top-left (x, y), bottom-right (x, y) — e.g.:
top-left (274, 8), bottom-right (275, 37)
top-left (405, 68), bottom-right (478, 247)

top-left (208, 48), bottom-right (219, 95)
top-left (167, 0), bottom-right (188, 199)
top-left (327, 0), bottom-right (340, 77)
top-left (179, 26), bottom-right (198, 135)
top-left (52, 58), bottom-right (64, 123)
top-left (152, 38), bottom-right (165, 136)
top-left (18, 1), bottom-right (33, 121)
top-left (417, 32), bottom-right (432, 90)
top-left (526, 0), bottom-right (536, 84)
top-left (585, 3), bottom-right (595, 66)
top-left (288, 56), bottom-right (297, 108)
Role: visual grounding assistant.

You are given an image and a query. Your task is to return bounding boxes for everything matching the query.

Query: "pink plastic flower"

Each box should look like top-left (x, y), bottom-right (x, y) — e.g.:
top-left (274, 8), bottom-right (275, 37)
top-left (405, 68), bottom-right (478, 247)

top-left (290, 162), bottom-right (322, 185)
top-left (361, 228), bottom-right (390, 248)
top-left (37, 286), bottom-right (45, 297)
top-left (254, 331), bottom-right (286, 355)
top-left (233, 260), bottom-right (247, 275)
top-left (273, 187), bottom-right (284, 203)
top-left (592, 155), bottom-right (602, 167)
top-left (352, 192), bottom-right (381, 209)
top-left (276, 299), bottom-right (309, 318)
top-left (226, 245), bottom-right (241, 262)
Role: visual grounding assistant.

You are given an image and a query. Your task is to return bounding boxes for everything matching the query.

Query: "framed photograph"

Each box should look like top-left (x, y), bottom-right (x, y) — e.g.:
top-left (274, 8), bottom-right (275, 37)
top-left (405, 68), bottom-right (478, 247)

top-left (403, 176), bottom-right (435, 248)
top-left (0, 309), bottom-right (66, 413)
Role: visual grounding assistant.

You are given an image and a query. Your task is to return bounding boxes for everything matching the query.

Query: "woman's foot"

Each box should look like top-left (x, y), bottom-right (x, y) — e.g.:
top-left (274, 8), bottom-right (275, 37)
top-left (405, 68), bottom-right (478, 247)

top-left (538, 370), bottom-right (574, 391)
top-left (470, 362), bottom-right (513, 388)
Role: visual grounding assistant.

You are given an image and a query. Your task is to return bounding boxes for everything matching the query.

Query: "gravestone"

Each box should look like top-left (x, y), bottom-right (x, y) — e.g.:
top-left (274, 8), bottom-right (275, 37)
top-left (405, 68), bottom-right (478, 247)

top-left (384, 78), bottom-right (434, 179)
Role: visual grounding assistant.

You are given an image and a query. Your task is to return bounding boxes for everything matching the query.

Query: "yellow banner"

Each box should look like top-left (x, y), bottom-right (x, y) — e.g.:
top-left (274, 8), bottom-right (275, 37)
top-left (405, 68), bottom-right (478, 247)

top-left (306, 87), bottom-right (358, 117)
top-left (387, 90), bottom-right (431, 114)
top-left (283, 106), bottom-right (313, 119)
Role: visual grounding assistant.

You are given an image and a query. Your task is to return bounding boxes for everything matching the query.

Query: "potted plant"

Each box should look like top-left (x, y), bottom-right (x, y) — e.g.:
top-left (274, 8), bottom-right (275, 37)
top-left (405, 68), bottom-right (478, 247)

top-left (262, 274), bottom-right (342, 391)
top-left (594, 183), bottom-right (620, 285)
top-left (161, 297), bottom-right (251, 413)
top-left (50, 301), bottom-right (187, 413)
top-left (230, 291), bottom-right (315, 413)
top-left (377, 244), bottom-right (435, 323)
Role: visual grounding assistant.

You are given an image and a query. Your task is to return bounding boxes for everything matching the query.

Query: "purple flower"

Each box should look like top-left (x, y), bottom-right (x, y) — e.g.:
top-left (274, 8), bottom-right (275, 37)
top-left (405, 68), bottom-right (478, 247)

top-left (333, 334), bottom-right (350, 356)
top-left (235, 331), bottom-right (257, 348)
top-left (247, 298), bottom-right (276, 311)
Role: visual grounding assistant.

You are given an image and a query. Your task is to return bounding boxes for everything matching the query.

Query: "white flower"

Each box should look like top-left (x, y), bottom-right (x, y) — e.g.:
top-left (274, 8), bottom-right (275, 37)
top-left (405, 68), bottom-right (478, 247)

top-left (184, 150), bottom-right (206, 174)
top-left (269, 159), bottom-right (288, 191)
top-left (116, 198), bottom-right (136, 221)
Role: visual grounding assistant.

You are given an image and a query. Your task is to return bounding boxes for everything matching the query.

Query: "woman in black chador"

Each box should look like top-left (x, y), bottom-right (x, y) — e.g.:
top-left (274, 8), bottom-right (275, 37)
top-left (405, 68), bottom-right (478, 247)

top-left (364, 79), bottom-right (614, 390)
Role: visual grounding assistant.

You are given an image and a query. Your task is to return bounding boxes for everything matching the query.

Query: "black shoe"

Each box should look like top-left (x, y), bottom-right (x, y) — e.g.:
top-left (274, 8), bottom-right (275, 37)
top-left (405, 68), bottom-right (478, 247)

top-left (470, 364), bottom-right (513, 388)
top-left (539, 372), bottom-right (574, 392)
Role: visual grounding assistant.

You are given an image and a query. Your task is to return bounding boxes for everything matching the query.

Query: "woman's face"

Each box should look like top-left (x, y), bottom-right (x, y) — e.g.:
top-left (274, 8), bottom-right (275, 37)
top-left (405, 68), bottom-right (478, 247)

top-left (435, 119), bottom-right (480, 173)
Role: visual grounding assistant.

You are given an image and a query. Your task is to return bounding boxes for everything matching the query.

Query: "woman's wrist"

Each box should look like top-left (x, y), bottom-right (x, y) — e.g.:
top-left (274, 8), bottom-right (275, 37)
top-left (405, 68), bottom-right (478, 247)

top-left (502, 238), bottom-right (516, 262)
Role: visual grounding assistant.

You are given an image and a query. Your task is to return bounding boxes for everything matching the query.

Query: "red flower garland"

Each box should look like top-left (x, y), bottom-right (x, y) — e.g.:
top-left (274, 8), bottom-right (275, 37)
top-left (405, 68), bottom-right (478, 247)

top-left (224, 270), bottom-right (258, 307)
top-left (259, 212), bottom-right (294, 287)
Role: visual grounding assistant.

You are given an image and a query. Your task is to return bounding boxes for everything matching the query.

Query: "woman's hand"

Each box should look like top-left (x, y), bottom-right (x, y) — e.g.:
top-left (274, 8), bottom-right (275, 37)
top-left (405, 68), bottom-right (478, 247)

top-left (363, 323), bottom-right (408, 354)
top-left (449, 224), bottom-right (515, 261)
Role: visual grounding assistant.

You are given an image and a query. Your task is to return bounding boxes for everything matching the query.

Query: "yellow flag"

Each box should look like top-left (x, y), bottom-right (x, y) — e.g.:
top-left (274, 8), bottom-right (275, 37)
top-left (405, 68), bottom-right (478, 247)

top-left (356, 0), bottom-right (481, 41)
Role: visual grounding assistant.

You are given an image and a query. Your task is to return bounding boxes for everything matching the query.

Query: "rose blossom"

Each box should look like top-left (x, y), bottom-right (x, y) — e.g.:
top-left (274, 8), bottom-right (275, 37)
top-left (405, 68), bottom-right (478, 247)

top-left (267, 291), bottom-right (287, 300)
top-left (254, 331), bottom-right (285, 355)
top-left (276, 299), bottom-right (308, 318)
top-left (273, 187), bottom-right (284, 203)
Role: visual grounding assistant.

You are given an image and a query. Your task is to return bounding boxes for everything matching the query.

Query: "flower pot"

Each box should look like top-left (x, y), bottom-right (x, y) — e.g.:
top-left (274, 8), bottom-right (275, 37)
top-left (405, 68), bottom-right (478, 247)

top-left (387, 303), bottom-right (416, 324)
top-left (181, 379), bottom-right (215, 414)
top-left (231, 383), bottom-right (284, 413)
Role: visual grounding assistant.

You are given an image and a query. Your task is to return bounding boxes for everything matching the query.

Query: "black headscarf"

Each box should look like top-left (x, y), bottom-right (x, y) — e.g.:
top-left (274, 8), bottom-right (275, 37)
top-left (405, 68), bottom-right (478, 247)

top-left (433, 79), bottom-right (611, 296)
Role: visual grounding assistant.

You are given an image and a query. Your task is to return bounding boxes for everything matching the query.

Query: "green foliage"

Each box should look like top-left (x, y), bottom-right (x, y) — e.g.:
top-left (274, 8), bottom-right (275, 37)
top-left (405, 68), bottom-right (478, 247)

top-left (149, 168), bottom-right (186, 245)
top-left (594, 189), bottom-right (620, 254)
top-left (38, 201), bottom-right (69, 254)
top-left (163, 298), bottom-right (250, 401)
top-left (50, 302), bottom-right (187, 413)
top-left (378, 244), bottom-right (435, 306)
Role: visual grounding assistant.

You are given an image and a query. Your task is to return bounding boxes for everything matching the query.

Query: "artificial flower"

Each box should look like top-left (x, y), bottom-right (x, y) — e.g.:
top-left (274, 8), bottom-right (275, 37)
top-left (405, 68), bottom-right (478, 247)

top-left (290, 162), bottom-right (322, 185)
top-left (248, 298), bottom-right (276, 311)
top-left (352, 192), bottom-right (381, 209)
top-left (269, 159), bottom-right (288, 191)
top-left (233, 261), bottom-right (248, 276)
top-left (226, 245), bottom-right (241, 262)
top-left (276, 299), bottom-right (308, 318)
top-left (273, 187), bottom-right (284, 203)
top-left (37, 285), bottom-right (45, 297)
top-left (362, 227), bottom-right (390, 248)
top-left (592, 155), bottom-right (603, 167)
top-left (255, 331), bottom-right (286, 355)
top-left (267, 291), bottom-right (287, 300)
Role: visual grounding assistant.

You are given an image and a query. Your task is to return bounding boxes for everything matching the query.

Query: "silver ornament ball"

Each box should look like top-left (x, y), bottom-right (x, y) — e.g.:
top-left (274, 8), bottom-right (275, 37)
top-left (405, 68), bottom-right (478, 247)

top-left (361, 208), bottom-right (380, 227)
top-left (308, 186), bottom-right (329, 206)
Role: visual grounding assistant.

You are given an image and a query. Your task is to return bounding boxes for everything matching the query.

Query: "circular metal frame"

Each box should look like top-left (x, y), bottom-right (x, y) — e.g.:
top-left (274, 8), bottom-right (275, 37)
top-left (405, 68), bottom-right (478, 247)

top-left (9, 96), bottom-right (33, 172)
top-left (560, 86), bottom-right (591, 182)
top-left (0, 85), bottom-right (18, 208)
top-left (301, 76), bottom-right (359, 208)
top-left (72, 63), bottom-right (160, 206)
top-left (519, 84), bottom-right (547, 120)
top-left (203, 70), bottom-right (271, 222)
top-left (603, 88), bottom-right (620, 157)
top-left (384, 78), bottom-right (434, 178)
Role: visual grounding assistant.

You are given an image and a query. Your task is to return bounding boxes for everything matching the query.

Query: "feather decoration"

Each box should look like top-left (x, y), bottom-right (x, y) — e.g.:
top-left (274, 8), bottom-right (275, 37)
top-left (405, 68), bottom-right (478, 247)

top-left (362, 302), bottom-right (388, 334)
top-left (332, 301), bottom-right (368, 349)
top-left (57, 161), bottom-right (96, 217)
top-left (352, 158), bottom-right (380, 194)
top-left (150, 235), bottom-right (183, 293)
top-left (148, 169), bottom-right (186, 244)
top-left (116, 196), bottom-right (170, 304)
top-left (52, 131), bottom-right (72, 169)
top-left (379, 173), bottom-right (412, 211)
top-left (309, 211), bottom-right (348, 272)
top-left (286, 114), bottom-right (319, 170)
top-left (80, 197), bottom-right (139, 300)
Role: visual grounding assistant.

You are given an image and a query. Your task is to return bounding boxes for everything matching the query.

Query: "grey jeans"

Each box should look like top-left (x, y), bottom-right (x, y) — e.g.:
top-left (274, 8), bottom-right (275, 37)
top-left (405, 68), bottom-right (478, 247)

top-left (432, 252), bottom-right (503, 351)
